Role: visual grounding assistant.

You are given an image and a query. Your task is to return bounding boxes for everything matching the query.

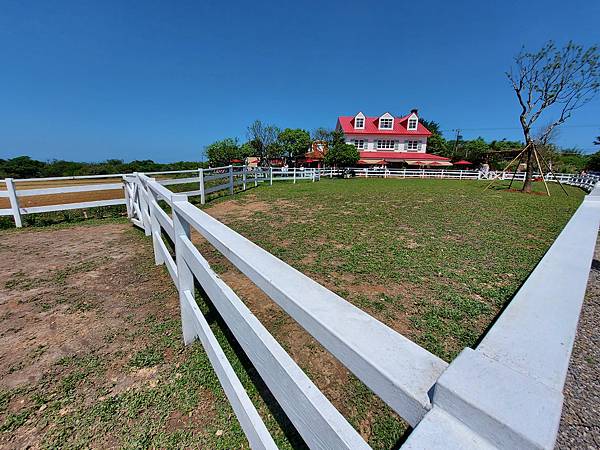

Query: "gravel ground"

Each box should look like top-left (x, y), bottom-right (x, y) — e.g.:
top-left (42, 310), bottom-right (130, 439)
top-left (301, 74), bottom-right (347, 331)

top-left (556, 236), bottom-right (600, 449)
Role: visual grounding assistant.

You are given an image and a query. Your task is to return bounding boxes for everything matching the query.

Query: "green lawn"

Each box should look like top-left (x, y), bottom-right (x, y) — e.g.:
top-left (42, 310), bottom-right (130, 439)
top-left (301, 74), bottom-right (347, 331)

top-left (0, 178), bottom-right (585, 449)
top-left (199, 178), bottom-right (583, 360)
top-left (176, 177), bottom-right (584, 448)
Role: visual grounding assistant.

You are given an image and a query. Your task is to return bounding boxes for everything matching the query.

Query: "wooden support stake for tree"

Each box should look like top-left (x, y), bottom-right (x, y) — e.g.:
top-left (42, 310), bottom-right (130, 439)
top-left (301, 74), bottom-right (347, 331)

top-left (484, 142), bottom-right (531, 192)
top-left (532, 144), bottom-right (550, 196)
top-left (536, 147), bottom-right (569, 196)
top-left (508, 150), bottom-right (527, 190)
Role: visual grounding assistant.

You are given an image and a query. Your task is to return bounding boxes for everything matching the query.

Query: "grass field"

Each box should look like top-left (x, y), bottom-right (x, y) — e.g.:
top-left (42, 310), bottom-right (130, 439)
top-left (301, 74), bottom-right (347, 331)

top-left (0, 177), bottom-right (585, 448)
top-left (197, 178), bottom-right (583, 360)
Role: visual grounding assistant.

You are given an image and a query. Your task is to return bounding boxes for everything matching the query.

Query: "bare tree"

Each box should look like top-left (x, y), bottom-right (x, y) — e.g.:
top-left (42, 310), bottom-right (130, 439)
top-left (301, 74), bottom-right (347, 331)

top-left (246, 120), bottom-right (280, 165)
top-left (507, 41), bottom-right (600, 192)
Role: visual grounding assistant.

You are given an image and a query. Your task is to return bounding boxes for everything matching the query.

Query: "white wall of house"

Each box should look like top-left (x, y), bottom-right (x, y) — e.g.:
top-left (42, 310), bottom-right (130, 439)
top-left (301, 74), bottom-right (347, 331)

top-left (344, 134), bottom-right (428, 153)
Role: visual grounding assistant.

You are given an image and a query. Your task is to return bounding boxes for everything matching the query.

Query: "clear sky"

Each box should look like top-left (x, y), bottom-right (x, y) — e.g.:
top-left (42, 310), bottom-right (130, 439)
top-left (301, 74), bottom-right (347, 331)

top-left (1, 0), bottom-right (599, 162)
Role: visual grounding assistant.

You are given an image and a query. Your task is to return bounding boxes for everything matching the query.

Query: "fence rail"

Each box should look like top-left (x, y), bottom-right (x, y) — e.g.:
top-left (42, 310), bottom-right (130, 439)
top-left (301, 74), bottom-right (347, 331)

top-left (117, 171), bottom-right (600, 449)
top-left (2, 165), bottom-right (599, 448)
top-left (2, 166), bottom-right (598, 230)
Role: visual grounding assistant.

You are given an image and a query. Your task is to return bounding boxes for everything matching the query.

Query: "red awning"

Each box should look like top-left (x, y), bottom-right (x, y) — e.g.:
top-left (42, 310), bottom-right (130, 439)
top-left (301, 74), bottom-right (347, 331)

top-left (454, 160), bottom-right (473, 165)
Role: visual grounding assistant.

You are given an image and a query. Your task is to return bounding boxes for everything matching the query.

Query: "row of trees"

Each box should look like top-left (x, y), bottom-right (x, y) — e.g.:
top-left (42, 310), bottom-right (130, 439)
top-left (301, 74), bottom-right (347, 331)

top-left (422, 119), bottom-right (594, 173)
top-left (0, 156), bottom-right (205, 179)
top-left (205, 121), bottom-right (360, 167)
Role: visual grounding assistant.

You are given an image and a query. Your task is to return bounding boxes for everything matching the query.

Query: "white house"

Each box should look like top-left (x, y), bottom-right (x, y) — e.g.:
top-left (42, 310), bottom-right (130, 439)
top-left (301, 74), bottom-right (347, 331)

top-left (336, 110), bottom-right (451, 166)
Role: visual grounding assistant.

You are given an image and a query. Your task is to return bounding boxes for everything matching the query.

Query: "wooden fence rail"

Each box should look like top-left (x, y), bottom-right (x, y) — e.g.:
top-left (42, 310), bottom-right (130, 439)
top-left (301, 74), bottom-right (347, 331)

top-left (2, 167), bottom-right (597, 231)
top-left (118, 172), bottom-right (600, 449)
top-left (2, 166), bottom-right (599, 448)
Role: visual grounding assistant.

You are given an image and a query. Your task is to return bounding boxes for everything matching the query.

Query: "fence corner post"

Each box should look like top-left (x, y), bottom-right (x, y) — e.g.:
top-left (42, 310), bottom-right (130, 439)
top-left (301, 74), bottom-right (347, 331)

top-left (229, 165), bottom-right (234, 195)
top-left (147, 178), bottom-right (164, 266)
top-left (134, 173), bottom-right (151, 236)
top-left (172, 193), bottom-right (196, 345)
top-left (6, 178), bottom-right (22, 228)
top-left (123, 175), bottom-right (132, 218)
top-left (198, 168), bottom-right (205, 205)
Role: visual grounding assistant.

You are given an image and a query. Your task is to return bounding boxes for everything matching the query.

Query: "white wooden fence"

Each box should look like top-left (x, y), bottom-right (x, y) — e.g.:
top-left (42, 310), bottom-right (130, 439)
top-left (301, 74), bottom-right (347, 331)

top-left (121, 172), bottom-right (600, 449)
top-left (2, 167), bottom-right (597, 230)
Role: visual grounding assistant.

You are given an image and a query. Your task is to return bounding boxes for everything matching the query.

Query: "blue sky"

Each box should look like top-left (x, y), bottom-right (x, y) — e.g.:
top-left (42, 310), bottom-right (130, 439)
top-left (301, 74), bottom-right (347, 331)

top-left (1, 0), bottom-right (599, 162)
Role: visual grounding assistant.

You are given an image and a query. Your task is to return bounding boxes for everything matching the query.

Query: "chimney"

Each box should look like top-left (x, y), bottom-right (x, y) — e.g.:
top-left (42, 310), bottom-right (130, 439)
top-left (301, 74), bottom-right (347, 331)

top-left (411, 108), bottom-right (418, 116)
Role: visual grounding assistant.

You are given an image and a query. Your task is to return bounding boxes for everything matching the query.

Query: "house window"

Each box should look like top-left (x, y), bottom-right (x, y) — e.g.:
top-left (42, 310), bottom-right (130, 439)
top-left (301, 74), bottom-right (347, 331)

top-left (377, 139), bottom-right (395, 149)
top-left (355, 118), bottom-right (364, 128)
top-left (406, 140), bottom-right (419, 151)
top-left (408, 118), bottom-right (418, 130)
top-left (353, 139), bottom-right (365, 149)
top-left (379, 118), bottom-right (393, 129)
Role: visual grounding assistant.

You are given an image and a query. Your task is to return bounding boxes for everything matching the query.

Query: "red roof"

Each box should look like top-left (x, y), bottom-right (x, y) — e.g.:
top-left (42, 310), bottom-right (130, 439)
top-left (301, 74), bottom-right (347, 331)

top-left (359, 152), bottom-right (450, 161)
top-left (338, 114), bottom-right (432, 136)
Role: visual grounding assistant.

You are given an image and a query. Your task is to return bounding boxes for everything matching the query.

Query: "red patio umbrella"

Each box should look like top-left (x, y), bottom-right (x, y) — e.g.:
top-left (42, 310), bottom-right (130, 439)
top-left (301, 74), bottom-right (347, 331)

top-left (454, 160), bottom-right (473, 165)
top-left (230, 159), bottom-right (242, 163)
top-left (429, 161), bottom-right (444, 166)
top-left (409, 161), bottom-right (426, 165)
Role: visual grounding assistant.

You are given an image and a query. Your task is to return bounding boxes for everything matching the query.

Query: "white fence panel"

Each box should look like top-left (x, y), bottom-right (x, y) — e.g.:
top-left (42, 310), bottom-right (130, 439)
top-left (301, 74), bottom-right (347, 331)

top-left (172, 200), bottom-right (447, 426)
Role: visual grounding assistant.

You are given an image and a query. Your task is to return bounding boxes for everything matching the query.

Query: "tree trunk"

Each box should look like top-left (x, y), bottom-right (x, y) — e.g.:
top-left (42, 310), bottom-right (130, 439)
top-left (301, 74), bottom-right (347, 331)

top-left (522, 142), bottom-right (534, 193)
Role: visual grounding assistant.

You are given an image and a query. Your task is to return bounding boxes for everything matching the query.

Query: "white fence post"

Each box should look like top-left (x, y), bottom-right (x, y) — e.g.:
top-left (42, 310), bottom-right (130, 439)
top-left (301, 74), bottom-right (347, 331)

top-left (229, 165), bottom-right (234, 195)
top-left (123, 176), bottom-right (133, 218)
top-left (242, 165), bottom-right (247, 191)
top-left (270, 167), bottom-right (273, 185)
top-left (5, 178), bottom-right (22, 228)
top-left (134, 173), bottom-right (151, 236)
top-left (147, 178), bottom-right (164, 266)
top-left (254, 168), bottom-right (258, 187)
top-left (312, 168), bottom-right (316, 182)
top-left (172, 193), bottom-right (196, 345)
top-left (198, 168), bottom-right (206, 205)
top-left (293, 167), bottom-right (296, 184)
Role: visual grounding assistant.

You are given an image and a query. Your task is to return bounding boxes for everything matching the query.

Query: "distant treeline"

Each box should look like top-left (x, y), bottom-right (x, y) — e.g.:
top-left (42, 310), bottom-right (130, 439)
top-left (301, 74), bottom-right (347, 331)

top-left (0, 156), bottom-right (207, 179)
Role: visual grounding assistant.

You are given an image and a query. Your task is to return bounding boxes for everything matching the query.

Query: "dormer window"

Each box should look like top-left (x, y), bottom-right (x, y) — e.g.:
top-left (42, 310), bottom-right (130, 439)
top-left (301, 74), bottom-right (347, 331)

top-left (354, 112), bottom-right (365, 129)
top-left (379, 118), bottom-right (393, 129)
top-left (408, 118), bottom-right (418, 130)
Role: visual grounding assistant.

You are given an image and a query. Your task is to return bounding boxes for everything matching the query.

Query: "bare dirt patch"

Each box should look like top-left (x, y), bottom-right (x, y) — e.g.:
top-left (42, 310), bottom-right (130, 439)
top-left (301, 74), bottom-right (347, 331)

top-left (0, 222), bottom-right (226, 448)
top-left (0, 178), bottom-right (124, 209)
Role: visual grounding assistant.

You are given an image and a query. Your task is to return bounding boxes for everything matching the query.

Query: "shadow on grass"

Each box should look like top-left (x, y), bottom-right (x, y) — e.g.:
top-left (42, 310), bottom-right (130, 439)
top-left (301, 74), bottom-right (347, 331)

top-left (193, 279), bottom-right (309, 449)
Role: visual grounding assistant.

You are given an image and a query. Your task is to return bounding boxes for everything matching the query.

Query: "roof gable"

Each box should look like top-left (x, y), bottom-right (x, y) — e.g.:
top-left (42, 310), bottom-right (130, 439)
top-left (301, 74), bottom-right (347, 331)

top-left (337, 113), bottom-right (432, 136)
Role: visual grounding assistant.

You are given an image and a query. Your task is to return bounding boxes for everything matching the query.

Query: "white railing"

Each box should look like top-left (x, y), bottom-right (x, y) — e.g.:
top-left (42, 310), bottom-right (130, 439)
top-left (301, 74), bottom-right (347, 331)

top-left (123, 173), bottom-right (446, 449)
top-left (122, 171), bottom-right (600, 449)
top-left (0, 174), bottom-right (126, 228)
top-left (2, 167), bottom-right (597, 229)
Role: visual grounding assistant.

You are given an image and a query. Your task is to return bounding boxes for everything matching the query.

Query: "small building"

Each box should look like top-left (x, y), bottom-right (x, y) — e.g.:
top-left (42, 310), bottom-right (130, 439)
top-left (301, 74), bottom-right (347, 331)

top-left (297, 140), bottom-right (328, 168)
top-left (336, 110), bottom-right (451, 167)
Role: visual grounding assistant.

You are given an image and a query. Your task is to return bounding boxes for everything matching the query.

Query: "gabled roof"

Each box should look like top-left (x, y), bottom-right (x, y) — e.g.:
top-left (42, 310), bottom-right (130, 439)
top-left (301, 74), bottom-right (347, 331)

top-left (338, 114), bottom-right (432, 136)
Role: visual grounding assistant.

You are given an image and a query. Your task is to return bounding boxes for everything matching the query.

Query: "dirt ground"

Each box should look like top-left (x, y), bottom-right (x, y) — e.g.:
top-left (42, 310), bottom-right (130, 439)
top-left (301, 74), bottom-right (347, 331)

top-left (0, 222), bottom-right (236, 448)
top-left (0, 177), bottom-right (124, 209)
